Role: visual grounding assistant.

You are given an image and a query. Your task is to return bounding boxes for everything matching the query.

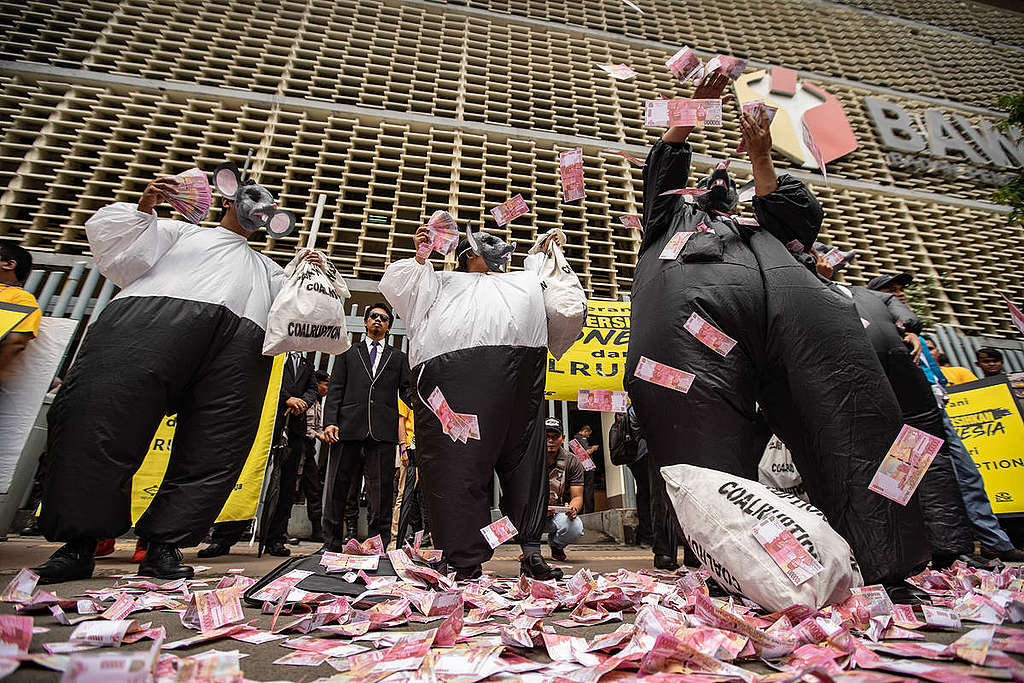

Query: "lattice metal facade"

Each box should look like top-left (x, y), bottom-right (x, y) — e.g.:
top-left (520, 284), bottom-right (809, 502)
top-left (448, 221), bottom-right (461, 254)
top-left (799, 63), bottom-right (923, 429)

top-left (0, 0), bottom-right (1022, 335)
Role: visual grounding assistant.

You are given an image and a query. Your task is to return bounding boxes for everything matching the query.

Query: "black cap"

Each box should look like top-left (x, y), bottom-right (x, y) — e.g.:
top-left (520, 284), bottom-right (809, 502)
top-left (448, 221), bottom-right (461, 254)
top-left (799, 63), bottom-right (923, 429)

top-left (867, 272), bottom-right (913, 291)
top-left (544, 417), bottom-right (563, 435)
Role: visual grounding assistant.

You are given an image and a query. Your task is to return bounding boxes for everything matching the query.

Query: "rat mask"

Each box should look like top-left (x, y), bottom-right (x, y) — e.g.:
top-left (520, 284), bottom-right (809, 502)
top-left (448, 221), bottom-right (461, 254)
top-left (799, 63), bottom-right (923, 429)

top-left (461, 225), bottom-right (516, 273)
top-left (213, 162), bottom-right (296, 238)
top-left (694, 163), bottom-right (739, 215)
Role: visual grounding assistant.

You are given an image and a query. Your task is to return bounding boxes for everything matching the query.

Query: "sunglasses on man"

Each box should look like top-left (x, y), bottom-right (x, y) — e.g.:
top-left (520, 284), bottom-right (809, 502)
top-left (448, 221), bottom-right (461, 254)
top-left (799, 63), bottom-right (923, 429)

top-left (367, 312), bottom-right (390, 322)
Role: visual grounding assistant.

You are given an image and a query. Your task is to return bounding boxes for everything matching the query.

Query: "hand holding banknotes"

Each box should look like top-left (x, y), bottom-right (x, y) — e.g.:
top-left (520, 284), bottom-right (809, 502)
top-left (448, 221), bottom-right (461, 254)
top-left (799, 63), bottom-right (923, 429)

top-left (413, 225), bottom-right (430, 265)
top-left (138, 176), bottom-right (181, 213)
top-left (740, 107), bottom-right (779, 195)
top-left (663, 72), bottom-right (732, 143)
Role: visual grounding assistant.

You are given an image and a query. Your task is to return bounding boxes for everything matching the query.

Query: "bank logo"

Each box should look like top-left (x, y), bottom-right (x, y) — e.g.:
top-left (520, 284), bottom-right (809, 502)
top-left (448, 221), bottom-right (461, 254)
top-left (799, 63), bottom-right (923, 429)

top-left (735, 66), bottom-right (858, 168)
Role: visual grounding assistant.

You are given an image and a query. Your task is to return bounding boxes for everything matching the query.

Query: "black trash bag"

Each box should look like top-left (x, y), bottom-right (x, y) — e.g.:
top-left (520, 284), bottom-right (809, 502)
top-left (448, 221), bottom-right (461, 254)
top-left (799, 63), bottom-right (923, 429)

top-left (626, 139), bottom-right (931, 587)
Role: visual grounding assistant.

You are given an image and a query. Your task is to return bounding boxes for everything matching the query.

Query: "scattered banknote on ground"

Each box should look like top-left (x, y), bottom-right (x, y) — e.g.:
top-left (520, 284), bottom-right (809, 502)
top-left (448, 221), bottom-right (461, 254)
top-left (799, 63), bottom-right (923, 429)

top-left (559, 148), bottom-right (585, 202)
top-left (737, 100), bottom-right (779, 153)
top-left (577, 388), bottom-right (628, 412)
top-left (321, 552), bottom-right (380, 572)
top-left (481, 516), bottom-right (518, 549)
top-left (751, 517), bottom-right (825, 586)
top-left (182, 588), bottom-right (245, 632)
top-left (1, 569), bottom-right (37, 603)
top-left (645, 98), bottom-right (723, 127)
top-left (665, 46), bottom-right (703, 82)
top-left (635, 356), bottom-right (695, 392)
top-left (684, 312), bottom-right (737, 356)
top-left (568, 439), bottom-right (597, 471)
top-left (869, 424), bottom-right (943, 505)
top-left (598, 63), bottom-right (637, 80)
top-left (490, 194), bottom-right (529, 226)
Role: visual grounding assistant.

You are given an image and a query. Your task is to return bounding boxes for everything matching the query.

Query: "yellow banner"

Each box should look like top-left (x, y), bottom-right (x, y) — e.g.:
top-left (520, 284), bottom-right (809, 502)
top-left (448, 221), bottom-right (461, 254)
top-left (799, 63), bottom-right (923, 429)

top-left (545, 299), bottom-right (630, 401)
top-left (130, 355), bottom-right (285, 523)
top-left (946, 379), bottom-right (1024, 515)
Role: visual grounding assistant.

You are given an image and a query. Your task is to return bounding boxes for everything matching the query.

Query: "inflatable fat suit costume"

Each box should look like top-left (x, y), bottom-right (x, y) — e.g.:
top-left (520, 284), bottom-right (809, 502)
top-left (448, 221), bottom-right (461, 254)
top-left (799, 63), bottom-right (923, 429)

top-left (625, 139), bottom-right (931, 586)
top-left (40, 162), bottom-right (297, 559)
top-left (381, 226), bottom-right (584, 575)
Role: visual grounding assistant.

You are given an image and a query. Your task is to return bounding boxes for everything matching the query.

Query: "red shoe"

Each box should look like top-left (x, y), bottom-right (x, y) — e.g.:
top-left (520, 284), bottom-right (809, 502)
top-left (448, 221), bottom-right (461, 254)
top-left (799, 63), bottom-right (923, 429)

top-left (131, 540), bottom-right (147, 563)
top-left (94, 538), bottom-right (115, 557)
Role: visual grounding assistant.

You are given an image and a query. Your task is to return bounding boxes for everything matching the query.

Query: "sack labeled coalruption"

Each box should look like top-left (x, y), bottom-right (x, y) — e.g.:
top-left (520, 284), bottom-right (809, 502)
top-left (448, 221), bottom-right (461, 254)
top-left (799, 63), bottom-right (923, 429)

top-left (263, 250), bottom-right (351, 356)
top-left (758, 436), bottom-right (809, 502)
top-left (661, 464), bottom-right (863, 612)
top-left (528, 229), bottom-right (587, 360)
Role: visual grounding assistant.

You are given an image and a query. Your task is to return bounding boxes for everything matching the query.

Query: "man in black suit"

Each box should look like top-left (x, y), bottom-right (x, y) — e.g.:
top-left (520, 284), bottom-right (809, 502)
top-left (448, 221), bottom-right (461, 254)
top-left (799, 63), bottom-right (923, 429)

top-left (322, 303), bottom-right (411, 551)
top-left (197, 351), bottom-right (318, 558)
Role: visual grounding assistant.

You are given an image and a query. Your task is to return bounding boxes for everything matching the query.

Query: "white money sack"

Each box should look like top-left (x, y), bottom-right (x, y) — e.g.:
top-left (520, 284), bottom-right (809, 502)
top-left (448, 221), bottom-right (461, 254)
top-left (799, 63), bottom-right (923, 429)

top-left (757, 436), bottom-right (810, 502)
top-left (661, 464), bottom-right (863, 611)
top-left (263, 250), bottom-right (351, 355)
top-left (529, 229), bottom-right (587, 360)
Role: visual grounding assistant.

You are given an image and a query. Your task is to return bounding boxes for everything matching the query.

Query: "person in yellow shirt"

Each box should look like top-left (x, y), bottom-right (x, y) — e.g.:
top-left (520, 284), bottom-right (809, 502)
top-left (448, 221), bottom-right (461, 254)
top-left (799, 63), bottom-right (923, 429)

top-left (924, 337), bottom-right (978, 385)
top-left (0, 245), bottom-right (40, 383)
top-left (392, 397), bottom-right (431, 547)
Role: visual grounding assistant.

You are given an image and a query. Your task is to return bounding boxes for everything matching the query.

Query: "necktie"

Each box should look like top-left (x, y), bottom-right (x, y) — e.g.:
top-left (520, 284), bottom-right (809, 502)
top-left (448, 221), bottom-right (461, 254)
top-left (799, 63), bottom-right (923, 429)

top-left (369, 341), bottom-right (379, 374)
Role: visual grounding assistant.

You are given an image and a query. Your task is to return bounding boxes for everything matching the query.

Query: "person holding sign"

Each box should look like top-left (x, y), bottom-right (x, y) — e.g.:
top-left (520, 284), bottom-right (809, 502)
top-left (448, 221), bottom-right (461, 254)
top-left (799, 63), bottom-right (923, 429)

top-left (627, 73), bottom-right (930, 587)
top-left (380, 221), bottom-right (584, 581)
top-left (0, 244), bottom-right (41, 384)
top-left (34, 162), bottom-right (316, 583)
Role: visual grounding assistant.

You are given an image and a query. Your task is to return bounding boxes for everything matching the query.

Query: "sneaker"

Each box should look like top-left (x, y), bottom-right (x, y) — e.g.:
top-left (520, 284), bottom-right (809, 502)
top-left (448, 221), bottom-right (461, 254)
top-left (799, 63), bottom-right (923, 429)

top-left (131, 540), bottom-right (147, 563)
top-left (197, 543), bottom-right (231, 559)
top-left (138, 542), bottom-right (194, 579)
top-left (550, 546), bottom-right (567, 562)
top-left (520, 553), bottom-right (563, 581)
top-left (94, 538), bottom-right (116, 558)
top-left (32, 539), bottom-right (96, 584)
top-left (653, 554), bottom-right (680, 571)
top-left (980, 547), bottom-right (1024, 562)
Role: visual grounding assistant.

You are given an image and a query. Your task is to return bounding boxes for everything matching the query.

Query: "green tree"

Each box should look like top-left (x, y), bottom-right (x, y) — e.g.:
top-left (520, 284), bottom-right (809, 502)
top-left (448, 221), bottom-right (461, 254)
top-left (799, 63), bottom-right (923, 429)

top-left (993, 93), bottom-right (1024, 225)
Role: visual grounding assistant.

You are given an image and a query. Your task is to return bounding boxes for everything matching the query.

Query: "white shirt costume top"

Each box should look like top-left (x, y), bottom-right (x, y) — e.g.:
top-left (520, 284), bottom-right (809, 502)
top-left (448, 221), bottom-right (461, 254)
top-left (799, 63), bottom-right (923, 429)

top-left (85, 203), bottom-right (286, 329)
top-left (380, 254), bottom-right (548, 368)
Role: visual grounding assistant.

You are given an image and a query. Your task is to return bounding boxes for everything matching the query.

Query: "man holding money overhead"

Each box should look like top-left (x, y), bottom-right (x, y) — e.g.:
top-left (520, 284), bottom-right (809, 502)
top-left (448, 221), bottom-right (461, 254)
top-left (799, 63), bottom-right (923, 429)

top-left (380, 221), bottom-right (585, 581)
top-left (625, 71), bottom-right (930, 587)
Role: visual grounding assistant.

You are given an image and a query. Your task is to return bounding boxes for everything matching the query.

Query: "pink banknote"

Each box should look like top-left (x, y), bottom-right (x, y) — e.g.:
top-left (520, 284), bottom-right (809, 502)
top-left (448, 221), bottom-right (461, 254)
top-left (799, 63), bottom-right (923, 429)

top-left (568, 439), bottom-right (597, 471)
top-left (634, 356), bottom-right (695, 393)
top-left (619, 215), bottom-right (642, 229)
top-left (752, 517), bottom-right (824, 586)
top-left (416, 210), bottom-right (459, 258)
top-left (802, 119), bottom-right (829, 184)
top-left (577, 388), bottom-right (628, 412)
top-left (665, 46), bottom-right (703, 82)
top-left (705, 54), bottom-right (747, 80)
top-left (481, 516), bottom-right (518, 549)
top-left (598, 63), bottom-right (638, 80)
top-left (869, 424), bottom-right (944, 505)
top-left (659, 231), bottom-right (693, 260)
top-left (607, 149), bottom-right (645, 167)
top-left (737, 101), bottom-right (778, 153)
top-left (321, 552), bottom-right (380, 572)
top-left (559, 147), bottom-right (585, 202)
top-left (490, 194), bottom-right (529, 226)
top-left (684, 312), bottom-right (737, 356)
top-left (0, 569), bottom-right (37, 604)
top-left (645, 98), bottom-right (723, 127)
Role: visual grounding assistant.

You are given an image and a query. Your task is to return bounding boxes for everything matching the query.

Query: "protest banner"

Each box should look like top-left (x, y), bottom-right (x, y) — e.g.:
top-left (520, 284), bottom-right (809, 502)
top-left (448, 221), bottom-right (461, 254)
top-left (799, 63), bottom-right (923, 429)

top-left (946, 376), bottom-right (1024, 515)
top-left (130, 354), bottom-right (285, 523)
top-left (545, 299), bottom-right (629, 401)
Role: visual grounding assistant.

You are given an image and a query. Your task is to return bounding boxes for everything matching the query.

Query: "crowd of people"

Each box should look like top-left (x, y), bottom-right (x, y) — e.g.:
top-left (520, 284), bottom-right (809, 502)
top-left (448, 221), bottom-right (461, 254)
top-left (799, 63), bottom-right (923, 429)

top-left (3, 70), bottom-right (1020, 595)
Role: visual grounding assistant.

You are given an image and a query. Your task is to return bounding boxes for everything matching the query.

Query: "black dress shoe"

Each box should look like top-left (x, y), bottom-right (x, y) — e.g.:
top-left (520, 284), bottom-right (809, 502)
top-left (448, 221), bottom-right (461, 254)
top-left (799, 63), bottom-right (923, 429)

top-left (520, 553), bottom-right (563, 581)
top-left (32, 539), bottom-right (96, 584)
top-left (197, 543), bottom-right (231, 559)
top-left (550, 546), bottom-right (568, 562)
top-left (885, 584), bottom-right (929, 605)
top-left (267, 543), bottom-right (291, 557)
top-left (653, 554), bottom-right (680, 571)
top-left (981, 546), bottom-right (1024, 562)
top-left (138, 542), bottom-right (194, 579)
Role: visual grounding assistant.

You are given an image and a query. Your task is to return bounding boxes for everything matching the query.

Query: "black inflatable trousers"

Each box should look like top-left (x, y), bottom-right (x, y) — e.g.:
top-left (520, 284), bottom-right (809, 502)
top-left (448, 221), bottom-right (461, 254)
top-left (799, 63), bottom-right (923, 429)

top-left (627, 140), bottom-right (930, 586)
top-left (413, 346), bottom-right (548, 569)
top-left (40, 297), bottom-right (272, 547)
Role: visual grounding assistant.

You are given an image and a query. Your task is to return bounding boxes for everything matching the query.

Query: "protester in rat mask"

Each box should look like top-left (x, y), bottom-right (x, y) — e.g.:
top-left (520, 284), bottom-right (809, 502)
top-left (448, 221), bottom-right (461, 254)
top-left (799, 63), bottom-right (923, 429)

top-left (625, 72), bottom-right (930, 587)
top-left (35, 161), bottom-right (316, 583)
top-left (380, 223), bottom-right (584, 581)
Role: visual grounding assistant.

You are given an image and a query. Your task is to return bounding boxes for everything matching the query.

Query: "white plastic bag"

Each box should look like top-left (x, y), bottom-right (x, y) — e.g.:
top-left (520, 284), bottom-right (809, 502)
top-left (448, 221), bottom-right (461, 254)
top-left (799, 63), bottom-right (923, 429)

top-left (757, 436), bottom-right (809, 502)
top-left (528, 229), bottom-right (587, 360)
top-left (263, 250), bottom-right (351, 355)
top-left (661, 464), bottom-right (863, 611)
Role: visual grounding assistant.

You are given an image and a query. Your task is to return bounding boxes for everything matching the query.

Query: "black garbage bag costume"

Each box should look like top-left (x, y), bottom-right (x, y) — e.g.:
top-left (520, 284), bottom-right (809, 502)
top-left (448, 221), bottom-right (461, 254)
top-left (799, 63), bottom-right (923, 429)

top-left (380, 229), bottom-right (584, 570)
top-left (40, 163), bottom-right (297, 547)
top-left (625, 139), bottom-right (930, 586)
top-left (845, 284), bottom-right (974, 560)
